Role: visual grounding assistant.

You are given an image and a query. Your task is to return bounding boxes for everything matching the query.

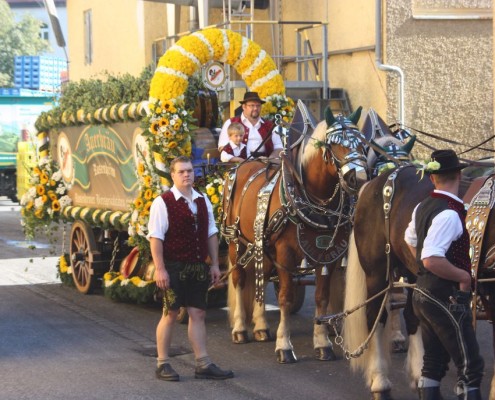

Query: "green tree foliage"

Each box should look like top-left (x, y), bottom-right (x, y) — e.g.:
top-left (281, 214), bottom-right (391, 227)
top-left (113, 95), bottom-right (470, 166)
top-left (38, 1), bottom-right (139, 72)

top-left (0, 0), bottom-right (50, 87)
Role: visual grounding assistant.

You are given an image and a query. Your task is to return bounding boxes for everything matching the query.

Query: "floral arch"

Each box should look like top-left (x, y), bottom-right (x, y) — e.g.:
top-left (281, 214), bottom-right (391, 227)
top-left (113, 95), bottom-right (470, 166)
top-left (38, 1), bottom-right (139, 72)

top-left (128, 28), bottom-right (294, 250)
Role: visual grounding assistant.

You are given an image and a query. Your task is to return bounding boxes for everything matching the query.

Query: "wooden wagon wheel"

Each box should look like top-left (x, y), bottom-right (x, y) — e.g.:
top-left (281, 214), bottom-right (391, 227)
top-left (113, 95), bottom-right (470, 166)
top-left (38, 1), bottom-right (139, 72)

top-left (70, 220), bottom-right (98, 294)
top-left (273, 282), bottom-right (306, 315)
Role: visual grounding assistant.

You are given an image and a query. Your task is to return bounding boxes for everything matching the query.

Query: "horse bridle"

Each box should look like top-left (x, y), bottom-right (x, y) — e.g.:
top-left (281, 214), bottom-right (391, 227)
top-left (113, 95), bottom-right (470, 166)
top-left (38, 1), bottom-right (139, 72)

top-left (324, 115), bottom-right (368, 187)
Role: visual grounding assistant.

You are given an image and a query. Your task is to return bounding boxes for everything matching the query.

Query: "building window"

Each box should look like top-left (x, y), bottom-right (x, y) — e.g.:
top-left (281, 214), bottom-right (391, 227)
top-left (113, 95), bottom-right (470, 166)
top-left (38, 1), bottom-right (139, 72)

top-left (84, 9), bottom-right (93, 65)
top-left (40, 22), bottom-right (49, 41)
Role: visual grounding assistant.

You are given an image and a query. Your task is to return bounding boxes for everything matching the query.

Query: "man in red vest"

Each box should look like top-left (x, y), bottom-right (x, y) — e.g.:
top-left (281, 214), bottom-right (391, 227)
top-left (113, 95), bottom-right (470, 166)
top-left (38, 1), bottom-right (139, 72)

top-left (148, 156), bottom-right (234, 382)
top-left (218, 91), bottom-right (283, 158)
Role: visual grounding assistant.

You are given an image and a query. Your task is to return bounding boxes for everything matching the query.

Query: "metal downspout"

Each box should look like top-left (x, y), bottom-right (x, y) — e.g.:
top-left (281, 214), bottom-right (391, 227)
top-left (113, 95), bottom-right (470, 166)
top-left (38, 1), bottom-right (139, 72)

top-left (375, 0), bottom-right (405, 127)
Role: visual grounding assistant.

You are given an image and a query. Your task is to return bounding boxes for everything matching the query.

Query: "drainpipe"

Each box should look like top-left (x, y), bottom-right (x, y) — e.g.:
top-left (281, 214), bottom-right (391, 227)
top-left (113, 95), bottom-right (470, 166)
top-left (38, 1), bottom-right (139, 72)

top-left (375, 0), bottom-right (405, 128)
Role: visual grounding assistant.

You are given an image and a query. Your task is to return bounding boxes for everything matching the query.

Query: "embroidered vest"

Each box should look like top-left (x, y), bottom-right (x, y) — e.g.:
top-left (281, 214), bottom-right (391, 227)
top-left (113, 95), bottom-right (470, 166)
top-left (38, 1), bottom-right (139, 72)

top-left (222, 142), bottom-right (247, 159)
top-left (161, 191), bottom-right (209, 262)
top-left (415, 192), bottom-right (470, 298)
top-left (231, 116), bottom-right (274, 157)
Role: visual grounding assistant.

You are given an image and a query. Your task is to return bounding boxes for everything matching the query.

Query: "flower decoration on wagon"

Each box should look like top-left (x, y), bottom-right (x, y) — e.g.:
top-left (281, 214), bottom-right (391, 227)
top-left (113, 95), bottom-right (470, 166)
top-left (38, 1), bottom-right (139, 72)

top-left (261, 94), bottom-right (295, 124)
top-left (103, 271), bottom-right (157, 304)
top-left (127, 153), bottom-right (163, 261)
top-left (205, 173), bottom-right (225, 225)
top-left (20, 156), bottom-right (72, 241)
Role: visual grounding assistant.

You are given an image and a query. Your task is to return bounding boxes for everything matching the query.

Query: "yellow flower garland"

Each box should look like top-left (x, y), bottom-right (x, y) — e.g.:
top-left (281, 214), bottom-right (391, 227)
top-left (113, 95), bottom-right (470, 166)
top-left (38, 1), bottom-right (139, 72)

top-left (149, 28), bottom-right (285, 105)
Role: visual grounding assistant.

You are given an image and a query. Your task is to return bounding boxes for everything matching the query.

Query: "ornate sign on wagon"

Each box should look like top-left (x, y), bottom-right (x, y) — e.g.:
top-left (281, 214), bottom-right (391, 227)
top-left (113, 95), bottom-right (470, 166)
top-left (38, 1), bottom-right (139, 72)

top-left (55, 123), bottom-right (141, 211)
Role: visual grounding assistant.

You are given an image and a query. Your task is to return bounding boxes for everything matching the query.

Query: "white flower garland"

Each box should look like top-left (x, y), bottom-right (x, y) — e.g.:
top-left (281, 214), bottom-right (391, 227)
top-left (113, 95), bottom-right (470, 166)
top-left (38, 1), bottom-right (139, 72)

top-left (169, 44), bottom-right (202, 68)
top-left (233, 36), bottom-right (250, 70)
top-left (155, 66), bottom-right (189, 81)
top-left (192, 32), bottom-right (215, 59)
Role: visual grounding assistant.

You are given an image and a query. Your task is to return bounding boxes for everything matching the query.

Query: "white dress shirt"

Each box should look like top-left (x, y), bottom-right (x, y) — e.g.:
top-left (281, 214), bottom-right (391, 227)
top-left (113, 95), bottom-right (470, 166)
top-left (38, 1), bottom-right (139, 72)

top-left (404, 190), bottom-right (464, 260)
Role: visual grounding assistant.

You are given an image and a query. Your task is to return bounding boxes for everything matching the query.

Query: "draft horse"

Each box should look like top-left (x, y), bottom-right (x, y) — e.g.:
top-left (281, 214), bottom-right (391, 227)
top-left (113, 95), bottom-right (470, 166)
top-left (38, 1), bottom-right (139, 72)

top-left (343, 164), bottom-right (432, 399)
top-left (221, 101), bottom-right (368, 363)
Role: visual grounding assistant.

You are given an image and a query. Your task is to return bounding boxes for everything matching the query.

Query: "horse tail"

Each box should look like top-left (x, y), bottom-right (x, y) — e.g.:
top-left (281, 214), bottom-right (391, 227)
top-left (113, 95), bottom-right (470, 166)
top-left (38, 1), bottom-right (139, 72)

top-left (343, 230), bottom-right (370, 373)
top-left (227, 260), bottom-right (255, 328)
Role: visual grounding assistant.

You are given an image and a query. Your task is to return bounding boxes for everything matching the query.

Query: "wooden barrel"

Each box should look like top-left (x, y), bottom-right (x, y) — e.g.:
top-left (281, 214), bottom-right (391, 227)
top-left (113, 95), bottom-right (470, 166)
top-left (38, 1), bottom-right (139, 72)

top-left (193, 89), bottom-right (219, 129)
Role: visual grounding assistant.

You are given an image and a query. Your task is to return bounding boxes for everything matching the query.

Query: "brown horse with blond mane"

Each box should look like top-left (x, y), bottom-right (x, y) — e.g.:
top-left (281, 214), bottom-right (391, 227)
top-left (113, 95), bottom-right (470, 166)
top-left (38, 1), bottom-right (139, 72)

top-left (221, 100), bottom-right (368, 363)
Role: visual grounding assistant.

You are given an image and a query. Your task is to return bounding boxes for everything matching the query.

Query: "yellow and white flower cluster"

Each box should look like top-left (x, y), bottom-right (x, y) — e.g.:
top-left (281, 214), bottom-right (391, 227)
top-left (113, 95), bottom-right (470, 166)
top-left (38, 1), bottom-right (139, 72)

top-left (262, 94), bottom-right (295, 123)
top-left (205, 174), bottom-right (224, 224)
top-left (20, 157), bottom-right (72, 239)
top-left (127, 157), bottom-right (162, 257)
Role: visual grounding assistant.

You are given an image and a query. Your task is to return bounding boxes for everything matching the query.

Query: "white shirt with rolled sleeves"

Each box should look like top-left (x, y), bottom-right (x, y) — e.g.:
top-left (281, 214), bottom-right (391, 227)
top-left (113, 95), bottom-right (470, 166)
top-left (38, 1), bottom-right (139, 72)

top-left (218, 113), bottom-right (283, 157)
top-left (404, 190), bottom-right (464, 259)
top-left (147, 186), bottom-right (218, 241)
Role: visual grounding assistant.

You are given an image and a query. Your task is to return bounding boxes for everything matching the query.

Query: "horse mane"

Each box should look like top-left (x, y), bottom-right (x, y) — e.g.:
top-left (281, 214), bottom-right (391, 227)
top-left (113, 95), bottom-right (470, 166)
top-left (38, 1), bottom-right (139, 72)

top-left (366, 135), bottom-right (405, 169)
top-left (301, 119), bottom-right (327, 167)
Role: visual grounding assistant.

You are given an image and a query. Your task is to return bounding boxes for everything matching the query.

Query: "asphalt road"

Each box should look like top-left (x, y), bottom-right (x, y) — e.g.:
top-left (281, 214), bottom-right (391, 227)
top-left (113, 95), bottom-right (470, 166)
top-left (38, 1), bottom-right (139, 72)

top-left (0, 196), bottom-right (493, 400)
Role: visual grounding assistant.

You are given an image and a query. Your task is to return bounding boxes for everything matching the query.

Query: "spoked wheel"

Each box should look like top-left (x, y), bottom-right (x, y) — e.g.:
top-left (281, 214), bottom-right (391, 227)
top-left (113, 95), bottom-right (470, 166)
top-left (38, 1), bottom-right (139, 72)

top-left (273, 282), bottom-right (306, 315)
top-left (70, 221), bottom-right (98, 294)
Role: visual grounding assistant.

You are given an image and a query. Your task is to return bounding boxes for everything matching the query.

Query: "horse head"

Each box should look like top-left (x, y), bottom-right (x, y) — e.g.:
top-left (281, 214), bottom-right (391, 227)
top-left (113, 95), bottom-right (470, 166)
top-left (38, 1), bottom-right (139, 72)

top-left (323, 106), bottom-right (368, 195)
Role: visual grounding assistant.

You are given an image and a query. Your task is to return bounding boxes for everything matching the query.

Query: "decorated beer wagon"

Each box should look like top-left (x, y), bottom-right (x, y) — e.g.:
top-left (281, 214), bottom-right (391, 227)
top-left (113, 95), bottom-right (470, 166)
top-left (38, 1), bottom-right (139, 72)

top-left (20, 27), bottom-right (296, 307)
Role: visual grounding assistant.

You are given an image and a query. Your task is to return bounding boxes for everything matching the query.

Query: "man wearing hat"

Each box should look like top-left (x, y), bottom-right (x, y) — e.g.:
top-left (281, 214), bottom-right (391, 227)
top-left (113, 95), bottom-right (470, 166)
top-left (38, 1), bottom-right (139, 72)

top-left (404, 150), bottom-right (484, 400)
top-left (218, 91), bottom-right (283, 159)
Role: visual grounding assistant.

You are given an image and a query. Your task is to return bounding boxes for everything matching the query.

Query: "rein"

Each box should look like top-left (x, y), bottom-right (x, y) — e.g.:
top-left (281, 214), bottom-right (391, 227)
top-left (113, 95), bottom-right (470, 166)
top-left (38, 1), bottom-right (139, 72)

top-left (401, 123), bottom-right (495, 154)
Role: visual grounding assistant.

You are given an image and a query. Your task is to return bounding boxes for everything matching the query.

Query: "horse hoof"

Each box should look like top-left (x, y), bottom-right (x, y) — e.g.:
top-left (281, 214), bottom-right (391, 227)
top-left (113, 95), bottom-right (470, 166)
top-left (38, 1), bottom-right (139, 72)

top-left (315, 347), bottom-right (337, 361)
top-left (276, 349), bottom-right (297, 364)
top-left (232, 331), bottom-right (249, 344)
top-left (391, 340), bottom-right (407, 353)
top-left (371, 389), bottom-right (393, 400)
top-left (253, 329), bottom-right (271, 342)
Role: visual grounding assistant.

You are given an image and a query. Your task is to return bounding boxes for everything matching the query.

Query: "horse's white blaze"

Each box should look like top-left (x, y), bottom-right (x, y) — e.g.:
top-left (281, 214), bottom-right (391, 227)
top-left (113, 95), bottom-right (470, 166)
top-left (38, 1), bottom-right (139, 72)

top-left (406, 328), bottom-right (424, 390)
top-left (343, 231), bottom-right (370, 372)
top-left (368, 324), bottom-right (392, 392)
top-left (275, 308), bottom-right (293, 351)
top-left (301, 120), bottom-right (328, 167)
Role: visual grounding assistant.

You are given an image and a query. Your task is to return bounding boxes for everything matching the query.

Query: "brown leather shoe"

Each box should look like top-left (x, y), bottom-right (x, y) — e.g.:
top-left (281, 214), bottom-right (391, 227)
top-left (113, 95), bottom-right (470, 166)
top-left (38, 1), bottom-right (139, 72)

top-left (155, 363), bottom-right (180, 381)
top-left (195, 363), bottom-right (234, 380)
